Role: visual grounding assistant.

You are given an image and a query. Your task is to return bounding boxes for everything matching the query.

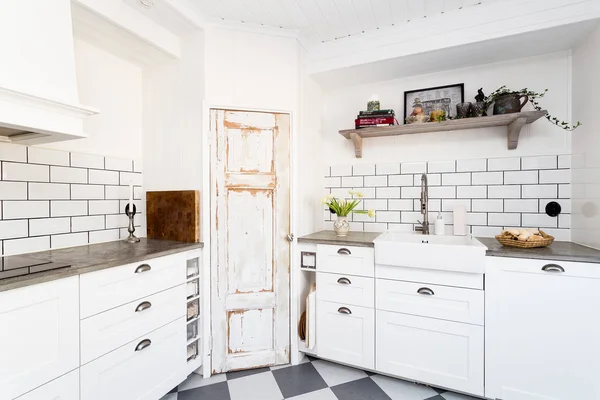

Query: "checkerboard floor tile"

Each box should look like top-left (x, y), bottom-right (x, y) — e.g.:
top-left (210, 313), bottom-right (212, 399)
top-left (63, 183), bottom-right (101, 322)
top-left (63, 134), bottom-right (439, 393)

top-left (161, 357), bottom-right (481, 400)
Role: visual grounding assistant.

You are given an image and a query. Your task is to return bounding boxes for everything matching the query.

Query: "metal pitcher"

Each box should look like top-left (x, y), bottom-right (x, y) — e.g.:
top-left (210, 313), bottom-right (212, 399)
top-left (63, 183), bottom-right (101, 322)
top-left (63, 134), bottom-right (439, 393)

top-left (493, 94), bottom-right (528, 115)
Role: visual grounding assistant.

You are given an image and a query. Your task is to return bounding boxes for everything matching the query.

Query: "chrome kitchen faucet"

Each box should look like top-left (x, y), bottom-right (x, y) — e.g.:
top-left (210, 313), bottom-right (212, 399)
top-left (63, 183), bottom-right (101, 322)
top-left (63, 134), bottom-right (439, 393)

top-left (416, 173), bottom-right (430, 235)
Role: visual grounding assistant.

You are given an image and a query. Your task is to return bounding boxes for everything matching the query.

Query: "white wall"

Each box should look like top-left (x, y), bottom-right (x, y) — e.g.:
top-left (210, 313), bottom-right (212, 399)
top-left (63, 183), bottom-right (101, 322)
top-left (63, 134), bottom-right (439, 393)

top-left (322, 52), bottom-right (572, 167)
top-left (45, 39), bottom-right (143, 161)
top-left (572, 27), bottom-right (600, 249)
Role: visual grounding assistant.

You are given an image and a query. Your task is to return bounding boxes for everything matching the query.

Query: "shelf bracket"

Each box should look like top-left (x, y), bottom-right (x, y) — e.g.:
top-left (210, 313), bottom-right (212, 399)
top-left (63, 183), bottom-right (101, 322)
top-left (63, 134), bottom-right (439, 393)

top-left (507, 117), bottom-right (527, 150)
top-left (350, 132), bottom-right (363, 158)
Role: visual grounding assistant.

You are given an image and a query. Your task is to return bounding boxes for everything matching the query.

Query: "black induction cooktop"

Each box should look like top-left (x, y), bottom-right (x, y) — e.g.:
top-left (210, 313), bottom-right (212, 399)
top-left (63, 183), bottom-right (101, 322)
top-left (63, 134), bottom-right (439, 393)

top-left (0, 255), bottom-right (71, 280)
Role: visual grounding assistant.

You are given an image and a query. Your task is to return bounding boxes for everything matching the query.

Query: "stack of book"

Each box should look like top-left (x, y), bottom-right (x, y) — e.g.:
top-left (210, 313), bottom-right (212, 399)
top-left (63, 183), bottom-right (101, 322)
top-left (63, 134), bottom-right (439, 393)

top-left (355, 109), bottom-right (395, 129)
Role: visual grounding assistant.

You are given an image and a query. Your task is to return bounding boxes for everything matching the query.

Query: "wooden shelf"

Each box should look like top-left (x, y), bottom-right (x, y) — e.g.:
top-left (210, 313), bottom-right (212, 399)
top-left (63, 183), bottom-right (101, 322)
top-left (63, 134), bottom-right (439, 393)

top-left (339, 110), bottom-right (547, 158)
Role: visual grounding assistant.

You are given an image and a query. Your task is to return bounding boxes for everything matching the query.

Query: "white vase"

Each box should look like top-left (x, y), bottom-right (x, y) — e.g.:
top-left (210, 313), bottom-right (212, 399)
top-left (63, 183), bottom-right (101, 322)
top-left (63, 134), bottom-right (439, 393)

top-left (333, 216), bottom-right (350, 237)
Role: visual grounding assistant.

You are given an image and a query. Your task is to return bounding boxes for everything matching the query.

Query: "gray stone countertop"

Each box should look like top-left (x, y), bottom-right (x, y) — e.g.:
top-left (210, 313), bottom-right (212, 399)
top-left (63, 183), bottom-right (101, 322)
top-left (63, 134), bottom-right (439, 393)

top-left (298, 231), bottom-right (381, 248)
top-left (478, 237), bottom-right (600, 263)
top-left (0, 239), bottom-right (204, 293)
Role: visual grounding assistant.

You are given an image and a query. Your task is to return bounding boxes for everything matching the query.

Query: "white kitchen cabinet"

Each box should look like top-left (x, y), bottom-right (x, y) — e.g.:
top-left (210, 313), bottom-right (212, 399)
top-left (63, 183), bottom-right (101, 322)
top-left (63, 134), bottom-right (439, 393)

top-left (317, 271), bottom-right (374, 308)
top-left (486, 257), bottom-right (600, 400)
top-left (81, 317), bottom-right (186, 400)
top-left (377, 310), bottom-right (484, 396)
top-left (316, 245), bottom-right (374, 277)
top-left (0, 277), bottom-right (79, 400)
top-left (316, 300), bottom-right (374, 370)
top-left (16, 370), bottom-right (79, 400)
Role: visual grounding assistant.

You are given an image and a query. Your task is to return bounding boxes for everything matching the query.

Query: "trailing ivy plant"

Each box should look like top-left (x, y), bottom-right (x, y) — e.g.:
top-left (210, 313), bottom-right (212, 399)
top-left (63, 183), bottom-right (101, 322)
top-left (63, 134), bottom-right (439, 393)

top-left (484, 86), bottom-right (581, 131)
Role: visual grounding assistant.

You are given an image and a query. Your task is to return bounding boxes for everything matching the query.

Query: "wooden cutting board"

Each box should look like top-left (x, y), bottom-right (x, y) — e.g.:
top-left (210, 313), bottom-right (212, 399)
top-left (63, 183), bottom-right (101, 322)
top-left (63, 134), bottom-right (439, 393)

top-left (146, 190), bottom-right (200, 243)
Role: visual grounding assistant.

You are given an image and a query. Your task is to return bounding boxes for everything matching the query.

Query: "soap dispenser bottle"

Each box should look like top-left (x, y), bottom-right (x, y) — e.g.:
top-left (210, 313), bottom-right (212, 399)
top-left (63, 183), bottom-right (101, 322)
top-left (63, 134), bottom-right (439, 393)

top-left (434, 212), bottom-right (445, 236)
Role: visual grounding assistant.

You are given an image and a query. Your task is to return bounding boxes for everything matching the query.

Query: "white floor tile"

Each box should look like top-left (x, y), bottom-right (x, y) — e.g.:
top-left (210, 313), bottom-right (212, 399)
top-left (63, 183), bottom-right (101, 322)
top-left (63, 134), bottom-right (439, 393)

top-left (228, 371), bottom-right (284, 400)
top-left (370, 374), bottom-right (438, 400)
top-left (159, 393), bottom-right (177, 400)
top-left (311, 360), bottom-right (368, 387)
top-left (287, 388), bottom-right (338, 400)
top-left (177, 373), bottom-right (226, 391)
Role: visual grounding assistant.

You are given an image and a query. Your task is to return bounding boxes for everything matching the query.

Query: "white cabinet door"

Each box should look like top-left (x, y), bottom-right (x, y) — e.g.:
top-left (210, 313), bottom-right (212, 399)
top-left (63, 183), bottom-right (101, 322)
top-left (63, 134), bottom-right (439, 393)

top-left (486, 257), bottom-right (600, 400)
top-left (316, 300), bottom-right (374, 370)
top-left (377, 310), bottom-right (484, 396)
top-left (0, 277), bottom-right (79, 400)
top-left (16, 370), bottom-right (79, 400)
top-left (81, 317), bottom-right (186, 400)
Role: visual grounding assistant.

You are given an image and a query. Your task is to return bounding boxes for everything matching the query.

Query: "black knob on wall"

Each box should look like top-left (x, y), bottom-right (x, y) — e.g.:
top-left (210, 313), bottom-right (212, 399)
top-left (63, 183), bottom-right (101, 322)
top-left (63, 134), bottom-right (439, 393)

top-left (545, 201), bottom-right (562, 217)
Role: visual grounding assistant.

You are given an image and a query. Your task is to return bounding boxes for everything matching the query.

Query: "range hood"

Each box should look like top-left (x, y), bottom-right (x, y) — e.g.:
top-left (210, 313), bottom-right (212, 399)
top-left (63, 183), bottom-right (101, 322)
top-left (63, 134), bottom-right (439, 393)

top-left (0, 0), bottom-right (98, 145)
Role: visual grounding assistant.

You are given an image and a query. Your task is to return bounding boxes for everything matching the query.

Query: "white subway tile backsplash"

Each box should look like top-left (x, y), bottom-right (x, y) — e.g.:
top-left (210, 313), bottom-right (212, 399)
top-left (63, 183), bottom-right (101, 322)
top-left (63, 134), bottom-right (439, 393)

top-left (0, 143), bottom-right (27, 162)
top-left (558, 155), bottom-right (571, 169)
top-left (330, 165), bottom-right (352, 176)
top-left (28, 148), bottom-right (69, 166)
top-left (504, 199), bottom-right (539, 213)
top-left (376, 163), bottom-right (400, 175)
top-left (324, 177), bottom-right (341, 188)
top-left (456, 186), bottom-right (486, 199)
top-left (3, 201), bottom-right (49, 219)
top-left (71, 184), bottom-right (105, 200)
top-left (352, 164), bottom-right (375, 176)
top-left (442, 173), bottom-right (471, 186)
top-left (89, 169), bottom-right (119, 185)
top-left (522, 214), bottom-right (558, 228)
top-left (324, 167), bottom-right (331, 177)
top-left (72, 216), bottom-right (105, 232)
top-left (3, 162), bottom-right (49, 182)
top-left (4, 236), bottom-right (50, 256)
top-left (401, 212), bottom-right (421, 224)
top-left (388, 199), bottom-right (413, 211)
top-left (357, 188), bottom-right (376, 198)
top-left (540, 199), bottom-right (571, 214)
top-left (472, 172), bottom-right (503, 185)
top-left (504, 171), bottom-right (538, 185)
top-left (401, 186), bottom-right (422, 199)
top-left (89, 200), bottom-right (120, 215)
top-left (488, 213), bottom-right (521, 227)
top-left (488, 185), bottom-right (520, 199)
top-left (29, 183), bottom-right (70, 200)
top-left (106, 214), bottom-right (129, 229)
top-left (363, 222), bottom-right (387, 232)
top-left (51, 201), bottom-right (88, 217)
top-left (364, 176), bottom-right (387, 187)
top-left (522, 156), bottom-right (557, 170)
top-left (389, 175), bottom-right (413, 186)
top-left (488, 157), bottom-right (520, 171)
top-left (472, 226), bottom-right (503, 238)
top-left (330, 188), bottom-right (349, 198)
top-left (414, 174), bottom-right (441, 186)
top-left (442, 199), bottom-right (472, 212)
top-left (542, 228), bottom-right (570, 241)
top-left (401, 162), bottom-right (427, 174)
top-left (133, 160), bottom-right (143, 173)
top-left (428, 161), bottom-right (455, 173)
top-left (0, 220), bottom-right (29, 239)
top-left (89, 229), bottom-right (120, 244)
top-left (70, 153), bottom-right (105, 169)
top-left (539, 169), bottom-right (571, 184)
top-left (377, 187), bottom-right (401, 198)
top-left (342, 176), bottom-right (363, 187)
top-left (457, 159), bottom-right (486, 172)
top-left (120, 172), bottom-right (143, 186)
top-left (522, 185), bottom-right (557, 199)
top-left (105, 157), bottom-right (133, 172)
top-left (559, 184), bottom-right (571, 199)
top-left (559, 214), bottom-right (571, 229)
top-left (51, 233), bottom-right (88, 249)
top-left (429, 186), bottom-right (456, 199)
top-left (364, 199), bottom-right (388, 210)
top-left (51, 166), bottom-right (87, 184)
top-left (387, 224), bottom-right (414, 233)
top-left (376, 211), bottom-right (401, 223)
top-left (424, 199), bottom-right (442, 212)
top-left (472, 199), bottom-right (503, 213)
top-left (29, 218), bottom-right (70, 236)
top-left (467, 213), bottom-right (488, 226)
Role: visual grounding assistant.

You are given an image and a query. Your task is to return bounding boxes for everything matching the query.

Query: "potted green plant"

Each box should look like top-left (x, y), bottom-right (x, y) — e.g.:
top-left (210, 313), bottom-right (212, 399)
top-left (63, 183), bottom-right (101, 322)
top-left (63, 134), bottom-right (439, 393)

top-left (485, 86), bottom-right (581, 131)
top-left (321, 190), bottom-right (375, 237)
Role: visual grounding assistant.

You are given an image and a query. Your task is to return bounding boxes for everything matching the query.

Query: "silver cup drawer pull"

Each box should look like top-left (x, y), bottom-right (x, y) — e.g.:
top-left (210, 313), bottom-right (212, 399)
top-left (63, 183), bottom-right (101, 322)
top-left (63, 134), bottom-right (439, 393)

top-left (417, 287), bottom-right (435, 296)
top-left (337, 307), bottom-right (352, 315)
top-left (542, 264), bottom-right (565, 273)
top-left (135, 301), bottom-right (152, 313)
top-left (135, 264), bottom-right (151, 274)
top-left (337, 248), bottom-right (351, 255)
top-left (135, 339), bottom-right (152, 352)
top-left (337, 277), bottom-right (352, 285)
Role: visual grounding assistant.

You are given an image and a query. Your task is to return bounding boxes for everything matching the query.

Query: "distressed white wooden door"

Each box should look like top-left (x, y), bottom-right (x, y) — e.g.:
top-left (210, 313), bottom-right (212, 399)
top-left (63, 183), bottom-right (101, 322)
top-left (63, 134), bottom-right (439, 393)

top-left (210, 109), bottom-right (291, 373)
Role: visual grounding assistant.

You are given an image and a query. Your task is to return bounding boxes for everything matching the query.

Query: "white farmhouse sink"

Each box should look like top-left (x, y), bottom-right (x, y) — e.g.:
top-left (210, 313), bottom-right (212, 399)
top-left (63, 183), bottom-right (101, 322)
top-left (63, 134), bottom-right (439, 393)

top-left (374, 232), bottom-right (487, 273)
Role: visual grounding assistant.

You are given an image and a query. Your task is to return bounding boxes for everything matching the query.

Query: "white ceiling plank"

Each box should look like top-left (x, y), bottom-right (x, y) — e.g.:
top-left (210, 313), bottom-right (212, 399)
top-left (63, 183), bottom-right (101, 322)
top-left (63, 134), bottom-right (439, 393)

top-left (351, 0), bottom-right (378, 33)
top-left (295, 0), bottom-right (337, 42)
top-left (258, 0), bottom-right (299, 29)
top-left (443, 0), bottom-right (463, 13)
top-left (332, 0), bottom-right (363, 38)
top-left (192, 0), bottom-right (221, 18)
top-left (279, 0), bottom-right (312, 28)
top-left (390, 0), bottom-right (409, 24)
top-left (425, 0), bottom-right (445, 17)
top-left (463, 0), bottom-right (484, 6)
top-left (369, 0), bottom-right (394, 28)
top-left (406, 0), bottom-right (426, 20)
top-left (312, 0), bottom-right (351, 41)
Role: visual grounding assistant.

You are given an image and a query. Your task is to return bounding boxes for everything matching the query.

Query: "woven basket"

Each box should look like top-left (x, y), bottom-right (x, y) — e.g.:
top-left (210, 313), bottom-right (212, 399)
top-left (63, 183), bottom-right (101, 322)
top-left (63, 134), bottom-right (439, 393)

top-left (495, 230), bottom-right (555, 249)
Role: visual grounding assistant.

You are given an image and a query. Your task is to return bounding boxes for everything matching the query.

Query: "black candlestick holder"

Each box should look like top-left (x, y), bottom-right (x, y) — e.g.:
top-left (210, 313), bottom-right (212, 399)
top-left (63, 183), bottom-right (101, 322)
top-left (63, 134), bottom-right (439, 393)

top-left (124, 203), bottom-right (140, 243)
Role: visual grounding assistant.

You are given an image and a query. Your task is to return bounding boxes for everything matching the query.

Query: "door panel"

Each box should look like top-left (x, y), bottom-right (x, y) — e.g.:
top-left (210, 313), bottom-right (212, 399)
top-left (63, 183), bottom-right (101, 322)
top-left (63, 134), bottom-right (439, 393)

top-left (211, 109), bottom-right (291, 373)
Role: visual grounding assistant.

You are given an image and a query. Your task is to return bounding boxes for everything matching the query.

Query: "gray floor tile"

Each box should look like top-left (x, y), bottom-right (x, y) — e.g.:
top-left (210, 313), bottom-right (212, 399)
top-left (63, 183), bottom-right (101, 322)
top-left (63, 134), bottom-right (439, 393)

top-left (227, 367), bottom-right (271, 381)
top-left (441, 392), bottom-right (480, 400)
top-left (178, 373), bottom-right (227, 392)
top-left (178, 381), bottom-right (231, 400)
top-left (159, 393), bottom-right (178, 400)
top-left (370, 375), bottom-right (438, 400)
top-left (331, 377), bottom-right (392, 400)
top-left (272, 362), bottom-right (328, 398)
top-left (425, 396), bottom-right (446, 400)
top-left (228, 371), bottom-right (283, 400)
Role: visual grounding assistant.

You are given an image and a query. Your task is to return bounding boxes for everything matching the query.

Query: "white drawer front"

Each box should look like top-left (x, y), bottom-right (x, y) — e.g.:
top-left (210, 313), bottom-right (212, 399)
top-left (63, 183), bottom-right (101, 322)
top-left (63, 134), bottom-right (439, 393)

top-left (317, 272), bottom-right (374, 308)
top-left (485, 256), bottom-right (600, 279)
top-left (317, 245), bottom-right (374, 277)
top-left (81, 318), bottom-right (186, 400)
top-left (80, 254), bottom-right (186, 318)
top-left (81, 284), bottom-right (186, 365)
top-left (316, 300), bottom-right (374, 370)
top-left (376, 264), bottom-right (484, 290)
top-left (376, 279), bottom-right (484, 325)
top-left (16, 369), bottom-right (79, 400)
top-left (377, 311), bottom-right (484, 396)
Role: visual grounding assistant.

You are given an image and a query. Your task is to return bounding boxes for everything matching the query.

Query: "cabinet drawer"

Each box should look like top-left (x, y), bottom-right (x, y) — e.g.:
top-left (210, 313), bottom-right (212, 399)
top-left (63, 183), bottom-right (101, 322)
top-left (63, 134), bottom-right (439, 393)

top-left (486, 256), bottom-right (600, 279)
top-left (81, 284), bottom-right (186, 364)
top-left (317, 245), bottom-right (374, 277)
top-left (80, 254), bottom-right (186, 318)
top-left (377, 311), bottom-right (484, 396)
top-left (16, 369), bottom-right (79, 400)
top-left (376, 279), bottom-right (484, 325)
top-left (81, 317), bottom-right (186, 400)
top-left (316, 300), bottom-right (374, 370)
top-left (376, 264), bottom-right (484, 290)
top-left (317, 272), bottom-right (374, 308)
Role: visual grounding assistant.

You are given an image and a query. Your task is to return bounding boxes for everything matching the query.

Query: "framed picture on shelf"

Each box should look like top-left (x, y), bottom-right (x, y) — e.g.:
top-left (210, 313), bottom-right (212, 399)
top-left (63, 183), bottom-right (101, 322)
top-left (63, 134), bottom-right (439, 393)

top-left (404, 83), bottom-right (464, 123)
